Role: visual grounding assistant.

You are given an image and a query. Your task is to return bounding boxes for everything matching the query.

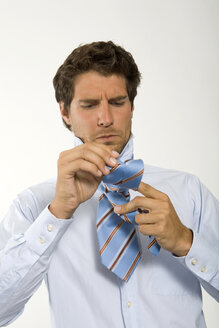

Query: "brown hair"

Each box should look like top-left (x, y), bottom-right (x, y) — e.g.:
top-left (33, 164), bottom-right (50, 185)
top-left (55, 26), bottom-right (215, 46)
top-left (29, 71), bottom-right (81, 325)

top-left (53, 41), bottom-right (141, 130)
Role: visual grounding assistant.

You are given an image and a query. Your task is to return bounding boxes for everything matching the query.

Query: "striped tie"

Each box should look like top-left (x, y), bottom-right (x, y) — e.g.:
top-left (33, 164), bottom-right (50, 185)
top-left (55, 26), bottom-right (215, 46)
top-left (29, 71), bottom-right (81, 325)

top-left (96, 159), bottom-right (160, 282)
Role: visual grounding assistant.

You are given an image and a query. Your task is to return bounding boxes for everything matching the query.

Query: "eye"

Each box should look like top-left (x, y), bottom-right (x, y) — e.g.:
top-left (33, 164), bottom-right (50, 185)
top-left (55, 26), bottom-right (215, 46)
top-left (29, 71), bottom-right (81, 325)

top-left (81, 104), bottom-right (95, 109)
top-left (111, 101), bottom-right (125, 107)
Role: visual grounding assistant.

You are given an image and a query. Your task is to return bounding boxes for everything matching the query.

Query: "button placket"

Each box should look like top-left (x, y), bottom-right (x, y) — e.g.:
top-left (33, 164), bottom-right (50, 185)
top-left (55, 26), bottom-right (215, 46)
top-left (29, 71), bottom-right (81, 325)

top-left (119, 274), bottom-right (140, 328)
top-left (47, 224), bottom-right (54, 232)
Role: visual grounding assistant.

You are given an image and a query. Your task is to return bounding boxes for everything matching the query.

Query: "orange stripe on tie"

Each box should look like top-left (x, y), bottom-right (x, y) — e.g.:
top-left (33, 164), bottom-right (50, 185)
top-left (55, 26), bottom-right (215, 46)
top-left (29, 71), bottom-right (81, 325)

top-left (110, 163), bottom-right (120, 173)
top-left (109, 200), bottom-right (116, 208)
top-left (109, 186), bottom-right (119, 191)
top-left (103, 183), bottom-right (108, 193)
top-left (110, 230), bottom-right (136, 271)
top-left (123, 251), bottom-right (141, 282)
top-left (148, 238), bottom-right (157, 249)
top-left (100, 221), bottom-right (124, 255)
top-left (123, 214), bottom-right (132, 224)
top-left (114, 169), bottom-right (144, 185)
top-left (99, 194), bottom-right (105, 201)
top-left (96, 208), bottom-right (114, 229)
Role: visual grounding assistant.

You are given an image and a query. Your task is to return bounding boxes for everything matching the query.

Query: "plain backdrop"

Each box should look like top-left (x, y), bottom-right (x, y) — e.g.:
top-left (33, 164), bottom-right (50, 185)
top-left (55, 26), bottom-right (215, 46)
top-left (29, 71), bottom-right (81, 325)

top-left (0, 0), bottom-right (218, 327)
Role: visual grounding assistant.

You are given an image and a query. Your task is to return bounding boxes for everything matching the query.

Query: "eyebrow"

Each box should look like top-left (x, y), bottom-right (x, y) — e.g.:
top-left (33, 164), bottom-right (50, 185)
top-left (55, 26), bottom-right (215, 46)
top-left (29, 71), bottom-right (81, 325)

top-left (79, 95), bottom-right (128, 104)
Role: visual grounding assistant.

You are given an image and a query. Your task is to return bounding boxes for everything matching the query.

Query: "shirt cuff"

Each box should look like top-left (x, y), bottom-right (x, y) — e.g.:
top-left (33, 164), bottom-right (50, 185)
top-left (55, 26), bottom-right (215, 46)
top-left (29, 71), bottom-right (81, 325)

top-left (24, 205), bottom-right (74, 256)
top-left (174, 230), bottom-right (218, 282)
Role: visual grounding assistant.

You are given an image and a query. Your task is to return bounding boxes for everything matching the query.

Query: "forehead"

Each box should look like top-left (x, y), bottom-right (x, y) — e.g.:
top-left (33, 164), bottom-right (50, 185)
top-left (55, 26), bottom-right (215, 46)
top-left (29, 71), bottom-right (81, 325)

top-left (73, 71), bottom-right (128, 98)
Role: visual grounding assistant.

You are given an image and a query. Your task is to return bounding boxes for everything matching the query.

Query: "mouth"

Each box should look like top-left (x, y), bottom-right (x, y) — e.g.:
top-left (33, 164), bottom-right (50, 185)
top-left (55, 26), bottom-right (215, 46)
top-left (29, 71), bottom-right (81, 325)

top-left (96, 135), bottom-right (118, 142)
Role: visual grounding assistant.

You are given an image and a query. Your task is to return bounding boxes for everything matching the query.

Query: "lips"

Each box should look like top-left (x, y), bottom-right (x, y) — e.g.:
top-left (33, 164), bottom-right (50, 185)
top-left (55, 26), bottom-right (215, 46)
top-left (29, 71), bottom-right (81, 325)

top-left (96, 135), bottom-right (117, 141)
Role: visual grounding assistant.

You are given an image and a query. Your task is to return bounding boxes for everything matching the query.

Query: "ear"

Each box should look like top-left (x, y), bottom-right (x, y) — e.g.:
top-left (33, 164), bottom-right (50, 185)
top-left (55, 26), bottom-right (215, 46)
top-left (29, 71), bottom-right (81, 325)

top-left (59, 102), bottom-right (71, 126)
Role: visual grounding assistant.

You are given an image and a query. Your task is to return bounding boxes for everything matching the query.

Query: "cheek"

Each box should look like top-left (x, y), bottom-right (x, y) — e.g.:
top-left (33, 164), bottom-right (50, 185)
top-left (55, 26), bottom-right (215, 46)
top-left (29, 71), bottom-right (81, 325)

top-left (116, 110), bottom-right (132, 128)
top-left (71, 112), bottom-right (96, 135)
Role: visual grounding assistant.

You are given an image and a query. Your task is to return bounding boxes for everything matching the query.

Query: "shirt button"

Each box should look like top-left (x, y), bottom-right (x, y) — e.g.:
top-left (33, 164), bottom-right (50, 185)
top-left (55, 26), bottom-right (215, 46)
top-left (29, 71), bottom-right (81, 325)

top-left (191, 259), bottom-right (198, 265)
top-left (47, 224), bottom-right (54, 232)
top-left (127, 301), bottom-right (132, 308)
top-left (40, 237), bottom-right (46, 244)
top-left (201, 266), bottom-right (206, 273)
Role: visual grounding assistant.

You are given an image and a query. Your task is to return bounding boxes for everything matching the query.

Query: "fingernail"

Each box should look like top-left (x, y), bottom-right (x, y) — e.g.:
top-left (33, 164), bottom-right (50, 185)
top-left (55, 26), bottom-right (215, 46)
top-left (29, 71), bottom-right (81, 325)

top-left (97, 170), bottom-right (102, 176)
top-left (112, 150), bottom-right (119, 157)
top-left (104, 166), bottom-right (110, 174)
top-left (114, 205), bottom-right (121, 213)
top-left (110, 157), bottom-right (117, 165)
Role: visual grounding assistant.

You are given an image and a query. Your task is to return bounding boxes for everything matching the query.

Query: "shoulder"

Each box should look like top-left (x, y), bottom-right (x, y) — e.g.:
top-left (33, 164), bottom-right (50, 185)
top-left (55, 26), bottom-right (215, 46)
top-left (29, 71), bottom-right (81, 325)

top-left (143, 163), bottom-right (198, 182)
top-left (142, 163), bottom-right (201, 198)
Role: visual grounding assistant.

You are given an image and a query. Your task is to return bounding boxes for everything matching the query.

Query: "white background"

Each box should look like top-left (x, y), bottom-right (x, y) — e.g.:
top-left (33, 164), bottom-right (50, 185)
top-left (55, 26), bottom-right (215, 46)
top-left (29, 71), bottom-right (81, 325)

top-left (0, 0), bottom-right (218, 327)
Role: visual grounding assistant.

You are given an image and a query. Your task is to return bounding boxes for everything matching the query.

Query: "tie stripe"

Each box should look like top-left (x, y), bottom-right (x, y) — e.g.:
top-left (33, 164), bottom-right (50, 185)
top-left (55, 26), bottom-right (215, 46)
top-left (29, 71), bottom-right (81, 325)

top-left (109, 229), bottom-right (136, 271)
top-left (97, 158), bottom-right (160, 282)
top-left (123, 213), bottom-right (132, 224)
top-left (148, 237), bottom-right (157, 249)
top-left (114, 168), bottom-right (144, 186)
top-left (100, 220), bottom-right (124, 255)
top-left (96, 207), bottom-right (114, 229)
top-left (110, 163), bottom-right (120, 172)
top-left (123, 251), bottom-right (141, 282)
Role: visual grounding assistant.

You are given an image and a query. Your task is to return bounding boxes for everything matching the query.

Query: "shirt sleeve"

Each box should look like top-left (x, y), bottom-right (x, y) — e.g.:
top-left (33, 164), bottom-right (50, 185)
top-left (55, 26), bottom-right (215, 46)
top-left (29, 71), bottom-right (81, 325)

top-left (0, 189), bottom-right (73, 326)
top-left (175, 175), bottom-right (219, 302)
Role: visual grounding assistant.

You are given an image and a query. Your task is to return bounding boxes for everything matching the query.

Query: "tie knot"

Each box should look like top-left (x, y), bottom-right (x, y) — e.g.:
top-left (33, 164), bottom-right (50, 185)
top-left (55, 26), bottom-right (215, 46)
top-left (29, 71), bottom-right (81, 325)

top-left (101, 159), bottom-right (144, 193)
top-left (98, 159), bottom-right (144, 225)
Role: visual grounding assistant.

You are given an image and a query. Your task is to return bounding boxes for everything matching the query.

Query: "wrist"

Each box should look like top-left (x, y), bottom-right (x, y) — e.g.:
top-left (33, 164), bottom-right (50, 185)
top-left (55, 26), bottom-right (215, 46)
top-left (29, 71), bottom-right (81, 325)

top-left (172, 228), bottom-right (193, 257)
top-left (49, 200), bottom-right (77, 220)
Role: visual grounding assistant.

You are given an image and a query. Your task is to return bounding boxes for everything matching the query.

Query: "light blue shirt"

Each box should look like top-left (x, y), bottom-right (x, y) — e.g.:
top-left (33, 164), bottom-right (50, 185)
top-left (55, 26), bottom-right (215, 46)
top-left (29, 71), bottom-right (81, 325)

top-left (0, 136), bottom-right (219, 327)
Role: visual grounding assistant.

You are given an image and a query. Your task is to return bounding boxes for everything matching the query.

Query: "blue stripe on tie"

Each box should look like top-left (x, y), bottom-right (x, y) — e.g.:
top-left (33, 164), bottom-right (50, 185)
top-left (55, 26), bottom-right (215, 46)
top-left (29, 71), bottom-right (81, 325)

top-left (148, 236), bottom-right (161, 255)
top-left (107, 228), bottom-right (135, 269)
top-left (121, 210), bottom-right (138, 225)
top-left (100, 221), bottom-right (134, 267)
top-left (103, 160), bottom-right (143, 187)
top-left (97, 212), bottom-right (122, 248)
top-left (106, 191), bottom-right (127, 206)
top-left (96, 197), bottom-right (113, 227)
top-left (112, 233), bottom-right (141, 279)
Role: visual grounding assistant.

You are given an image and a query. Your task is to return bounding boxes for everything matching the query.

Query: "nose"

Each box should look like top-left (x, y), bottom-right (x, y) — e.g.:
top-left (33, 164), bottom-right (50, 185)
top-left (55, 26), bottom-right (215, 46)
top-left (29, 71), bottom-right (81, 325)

top-left (97, 101), bottom-right (113, 127)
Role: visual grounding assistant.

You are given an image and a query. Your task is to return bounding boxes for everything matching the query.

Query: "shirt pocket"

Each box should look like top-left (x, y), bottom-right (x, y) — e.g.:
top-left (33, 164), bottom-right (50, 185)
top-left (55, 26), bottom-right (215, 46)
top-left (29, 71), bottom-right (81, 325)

top-left (151, 249), bottom-right (201, 296)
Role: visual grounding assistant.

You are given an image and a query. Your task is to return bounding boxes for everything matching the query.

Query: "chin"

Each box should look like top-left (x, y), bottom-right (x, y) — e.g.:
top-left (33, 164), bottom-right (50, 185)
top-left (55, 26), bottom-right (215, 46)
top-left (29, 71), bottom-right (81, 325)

top-left (106, 142), bottom-right (126, 154)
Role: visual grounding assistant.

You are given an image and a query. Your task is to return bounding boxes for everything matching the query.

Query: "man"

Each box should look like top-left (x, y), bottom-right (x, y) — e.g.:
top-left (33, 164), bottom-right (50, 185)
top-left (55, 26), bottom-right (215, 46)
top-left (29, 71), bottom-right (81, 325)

top-left (0, 41), bottom-right (218, 327)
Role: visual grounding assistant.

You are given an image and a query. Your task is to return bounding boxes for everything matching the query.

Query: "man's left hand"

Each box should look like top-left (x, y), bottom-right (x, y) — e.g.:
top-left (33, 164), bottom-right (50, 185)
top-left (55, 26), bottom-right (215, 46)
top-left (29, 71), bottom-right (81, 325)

top-left (114, 181), bottom-right (193, 257)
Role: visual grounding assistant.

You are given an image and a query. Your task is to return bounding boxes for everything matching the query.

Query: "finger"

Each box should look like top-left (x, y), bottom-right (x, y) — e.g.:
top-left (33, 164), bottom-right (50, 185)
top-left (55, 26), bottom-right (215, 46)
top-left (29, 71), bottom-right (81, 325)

top-left (82, 142), bottom-right (120, 164)
top-left (114, 196), bottom-right (162, 214)
top-left (77, 148), bottom-right (114, 175)
top-left (135, 212), bottom-right (158, 225)
top-left (58, 149), bottom-right (110, 175)
top-left (59, 142), bottom-right (119, 166)
top-left (60, 159), bottom-right (103, 178)
top-left (138, 224), bottom-right (158, 236)
top-left (91, 142), bottom-right (120, 158)
top-left (87, 143), bottom-right (119, 168)
top-left (59, 145), bottom-right (118, 175)
top-left (138, 182), bottom-right (169, 201)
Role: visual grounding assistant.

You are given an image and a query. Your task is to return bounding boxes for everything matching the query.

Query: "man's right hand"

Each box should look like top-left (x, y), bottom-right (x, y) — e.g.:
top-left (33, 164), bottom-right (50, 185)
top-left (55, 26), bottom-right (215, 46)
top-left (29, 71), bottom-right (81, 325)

top-left (49, 143), bottom-right (119, 219)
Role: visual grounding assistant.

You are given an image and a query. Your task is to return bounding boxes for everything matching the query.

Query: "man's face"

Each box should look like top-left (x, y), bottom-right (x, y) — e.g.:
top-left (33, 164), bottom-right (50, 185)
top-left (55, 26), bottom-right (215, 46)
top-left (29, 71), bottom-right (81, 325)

top-left (60, 71), bottom-right (134, 153)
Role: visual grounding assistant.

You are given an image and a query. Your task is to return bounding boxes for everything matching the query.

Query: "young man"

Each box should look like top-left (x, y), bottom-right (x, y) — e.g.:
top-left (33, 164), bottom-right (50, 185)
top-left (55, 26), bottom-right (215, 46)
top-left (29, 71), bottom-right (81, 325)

top-left (0, 41), bottom-right (218, 327)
